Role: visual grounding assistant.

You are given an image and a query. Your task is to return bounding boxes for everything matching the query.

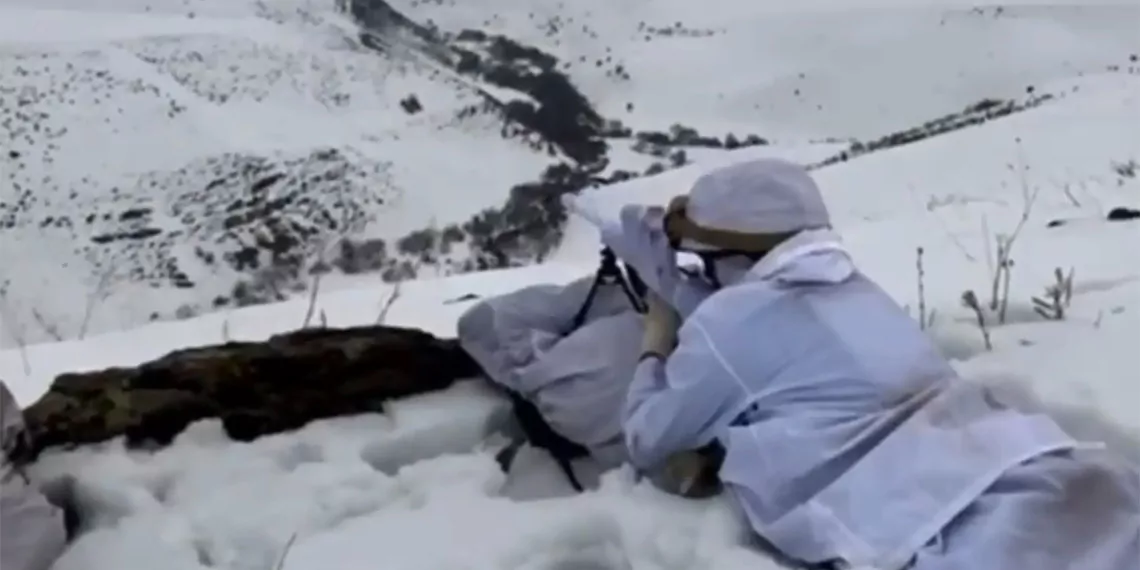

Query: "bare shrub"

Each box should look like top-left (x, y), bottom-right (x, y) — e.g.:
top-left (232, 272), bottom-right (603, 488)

top-left (1032, 267), bottom-right (1075, 320)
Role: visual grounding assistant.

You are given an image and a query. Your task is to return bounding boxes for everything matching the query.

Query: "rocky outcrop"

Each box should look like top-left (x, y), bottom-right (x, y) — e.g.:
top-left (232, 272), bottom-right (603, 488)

top-left (21, 325), bottom-right (482, 454)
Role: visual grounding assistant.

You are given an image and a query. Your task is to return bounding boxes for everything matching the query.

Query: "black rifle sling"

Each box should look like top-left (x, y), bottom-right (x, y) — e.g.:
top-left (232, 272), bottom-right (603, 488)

top-left (508, 247), bottom-right (647, 492)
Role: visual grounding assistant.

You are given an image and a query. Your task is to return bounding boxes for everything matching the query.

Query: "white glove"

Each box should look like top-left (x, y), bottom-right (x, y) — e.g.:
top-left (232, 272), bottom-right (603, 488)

top-left (565, 195), bottom-right (684, 300)
top-left (641, 291), bottom-right (681, 357)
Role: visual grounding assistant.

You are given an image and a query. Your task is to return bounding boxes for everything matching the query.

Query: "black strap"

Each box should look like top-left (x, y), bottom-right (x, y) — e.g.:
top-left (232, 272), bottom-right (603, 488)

top-left (504, 390), bottom-right (589, 492)
top-left (505, 247), bottom-right (648, 493)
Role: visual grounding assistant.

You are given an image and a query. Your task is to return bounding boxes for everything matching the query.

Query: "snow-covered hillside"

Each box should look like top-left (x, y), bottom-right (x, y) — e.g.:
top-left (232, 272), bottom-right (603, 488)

top-left (0, 0), bottom-right (587, 343)
top-left (391, 0), bottom-right (1140, 138)
top-left (3, 0), bottom-right (1138, 345)
top-left (2, 52), bottom-right (1139, 569)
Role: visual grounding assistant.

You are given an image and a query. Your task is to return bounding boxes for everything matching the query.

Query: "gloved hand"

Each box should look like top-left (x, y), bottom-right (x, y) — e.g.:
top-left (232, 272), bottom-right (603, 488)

top-left (641, 291), bottom-right (681, 358)
top-left (564, 194), bottom-right (679, 297)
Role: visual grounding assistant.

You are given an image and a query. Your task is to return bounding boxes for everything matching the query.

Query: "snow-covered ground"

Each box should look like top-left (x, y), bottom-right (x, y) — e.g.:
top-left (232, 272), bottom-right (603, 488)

top-left (391, 0), bottom-right (1140, 139)
top-left (2, 51), bottom-right (1139, 567)
top-left (4, 0), bottom-right (1139, 344)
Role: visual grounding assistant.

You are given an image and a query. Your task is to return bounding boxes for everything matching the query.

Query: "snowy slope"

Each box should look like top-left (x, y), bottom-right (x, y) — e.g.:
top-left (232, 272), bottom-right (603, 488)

top-left (4, 0), bottom-right (1138, 346)
top-left (391, 0), bottom-right (1140, 138)
top-left (2, 67), bottom-right (1138, 570)
top-left (0, 0), bottom-right (566, 342)
top-left (0, 0), bottom-right (616, 344)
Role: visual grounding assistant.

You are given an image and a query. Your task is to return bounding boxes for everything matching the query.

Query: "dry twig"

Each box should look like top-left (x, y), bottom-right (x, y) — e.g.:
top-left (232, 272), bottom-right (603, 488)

top-left (961, 290), bottom-right (993, 351)
top-left (1032, 267), bottom-right (1075, 320)
top-left (376, 280), bottom-right (403, 325)
top-left (273, 532), bottom-right (298, 570)
top-left (301, 271), bottom-right (323, 329)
